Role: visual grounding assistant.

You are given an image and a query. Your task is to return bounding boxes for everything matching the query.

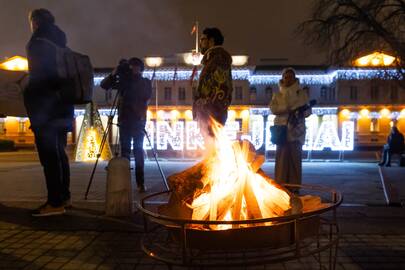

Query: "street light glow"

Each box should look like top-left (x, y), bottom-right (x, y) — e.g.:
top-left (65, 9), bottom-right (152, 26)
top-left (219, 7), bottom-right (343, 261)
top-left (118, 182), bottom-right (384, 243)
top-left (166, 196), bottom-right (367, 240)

top-left (0, 56), bottom-right (28, 71)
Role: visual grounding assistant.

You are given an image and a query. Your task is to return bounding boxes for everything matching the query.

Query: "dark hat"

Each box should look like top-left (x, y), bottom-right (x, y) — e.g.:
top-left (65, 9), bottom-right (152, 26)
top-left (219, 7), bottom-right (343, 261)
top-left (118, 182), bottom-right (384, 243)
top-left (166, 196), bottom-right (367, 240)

top-left (128, 57), bottom-right (145, 71)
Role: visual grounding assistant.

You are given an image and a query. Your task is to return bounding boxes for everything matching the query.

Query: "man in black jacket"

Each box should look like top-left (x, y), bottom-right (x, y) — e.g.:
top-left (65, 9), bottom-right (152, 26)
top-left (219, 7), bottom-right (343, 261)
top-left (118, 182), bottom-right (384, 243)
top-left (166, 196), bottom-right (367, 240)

top-left (378, 126), bottom-right (405, 167)
top-left (24, 9), bottom-right (74, 216)
top-left (100, 58), bottom-right (152, 192)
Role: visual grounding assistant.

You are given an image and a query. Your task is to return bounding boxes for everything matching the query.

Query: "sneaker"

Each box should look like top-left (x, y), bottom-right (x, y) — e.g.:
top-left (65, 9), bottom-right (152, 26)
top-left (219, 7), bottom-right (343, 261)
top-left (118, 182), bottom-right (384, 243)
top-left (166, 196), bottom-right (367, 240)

top-left (32, 203), bottom-right (66, 217)
top-left (378, 162), bottom-right (385, 166)
top-left (137, 184), bottom-right (147, 193)
top-left (63, 198), bottom-right (73, 209)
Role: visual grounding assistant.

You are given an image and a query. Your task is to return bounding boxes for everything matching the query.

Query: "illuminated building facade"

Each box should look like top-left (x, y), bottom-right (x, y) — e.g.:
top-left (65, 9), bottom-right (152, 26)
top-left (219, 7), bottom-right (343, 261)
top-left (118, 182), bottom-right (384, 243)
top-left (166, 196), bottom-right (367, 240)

top-left (0, 52), bottom-right (404, 157)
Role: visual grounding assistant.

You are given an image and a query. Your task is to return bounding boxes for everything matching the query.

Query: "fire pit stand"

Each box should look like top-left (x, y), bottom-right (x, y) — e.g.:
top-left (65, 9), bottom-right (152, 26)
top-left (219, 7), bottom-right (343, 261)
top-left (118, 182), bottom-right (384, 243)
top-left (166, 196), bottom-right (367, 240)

top-left (137, 184), bottom-right (342, 269)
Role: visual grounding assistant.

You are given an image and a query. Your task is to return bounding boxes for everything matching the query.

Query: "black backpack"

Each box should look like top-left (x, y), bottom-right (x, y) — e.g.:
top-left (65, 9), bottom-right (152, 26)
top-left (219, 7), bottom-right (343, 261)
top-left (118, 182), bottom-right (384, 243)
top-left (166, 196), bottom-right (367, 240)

top-left (37, 38), bottom-right (94, 104)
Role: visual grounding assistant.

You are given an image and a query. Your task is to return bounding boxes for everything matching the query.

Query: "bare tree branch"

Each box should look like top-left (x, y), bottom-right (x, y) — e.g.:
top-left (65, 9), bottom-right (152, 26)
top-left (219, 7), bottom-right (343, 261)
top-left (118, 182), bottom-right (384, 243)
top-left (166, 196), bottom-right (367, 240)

top-left (297, 0), bottom-right (405, 88)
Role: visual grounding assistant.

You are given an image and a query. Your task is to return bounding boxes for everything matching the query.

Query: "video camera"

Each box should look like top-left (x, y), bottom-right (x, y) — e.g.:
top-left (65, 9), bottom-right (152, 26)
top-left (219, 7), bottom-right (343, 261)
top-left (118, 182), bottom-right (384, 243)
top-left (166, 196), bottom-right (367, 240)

top-left (115, 59), bottom-right (132, 81)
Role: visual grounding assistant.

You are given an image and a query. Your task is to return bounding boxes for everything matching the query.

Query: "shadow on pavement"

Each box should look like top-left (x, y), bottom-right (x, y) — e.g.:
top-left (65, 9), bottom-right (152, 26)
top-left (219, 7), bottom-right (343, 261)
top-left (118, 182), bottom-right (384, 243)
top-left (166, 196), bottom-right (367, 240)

top-left (0, 202), bottom-right (144, 232)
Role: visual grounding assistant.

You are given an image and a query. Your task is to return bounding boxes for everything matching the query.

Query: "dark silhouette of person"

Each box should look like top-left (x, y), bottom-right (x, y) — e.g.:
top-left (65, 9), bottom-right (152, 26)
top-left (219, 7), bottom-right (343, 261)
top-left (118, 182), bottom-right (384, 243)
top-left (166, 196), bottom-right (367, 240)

top-left (24, 9), bottom-right (74, 216)
top-left (100, 58), bottom-right (152, 192)
top-left (378, 126), bottom-right (405, 167)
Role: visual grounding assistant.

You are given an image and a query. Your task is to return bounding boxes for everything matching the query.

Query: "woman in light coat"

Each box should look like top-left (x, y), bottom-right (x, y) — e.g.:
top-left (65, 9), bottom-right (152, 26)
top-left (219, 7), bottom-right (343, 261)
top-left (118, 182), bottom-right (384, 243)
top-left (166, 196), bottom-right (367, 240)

top-left (269, 68), bottom-right (311, 189)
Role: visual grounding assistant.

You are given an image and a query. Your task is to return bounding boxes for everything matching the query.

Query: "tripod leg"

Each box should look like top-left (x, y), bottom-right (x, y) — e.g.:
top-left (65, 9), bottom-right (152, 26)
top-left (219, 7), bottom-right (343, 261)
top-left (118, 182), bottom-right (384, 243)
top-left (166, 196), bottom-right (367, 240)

top-left (85, 90), bottom-right (121, 200)
top-left (143, 129), bottom-right (169, 191)
top-left (84, 117), bottom-right (112, 199)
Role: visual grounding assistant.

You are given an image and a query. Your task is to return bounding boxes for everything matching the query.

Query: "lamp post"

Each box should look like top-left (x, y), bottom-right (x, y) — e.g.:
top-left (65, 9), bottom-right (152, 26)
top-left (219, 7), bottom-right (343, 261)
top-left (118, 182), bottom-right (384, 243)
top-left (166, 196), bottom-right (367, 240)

top-left (145, 57), bottom-right (163, 120)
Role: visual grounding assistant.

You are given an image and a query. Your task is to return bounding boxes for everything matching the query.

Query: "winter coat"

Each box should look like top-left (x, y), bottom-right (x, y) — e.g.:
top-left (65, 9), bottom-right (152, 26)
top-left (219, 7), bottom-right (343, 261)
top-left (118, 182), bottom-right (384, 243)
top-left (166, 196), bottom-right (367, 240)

top-left (388, 130), bottom-right (405, 153)
top-left (24, 23), bottom-right (74, 130)
top-left (269, 79), bottom-right (310, 144)
top-left (193, 46), bottom-right (233, 125)
top-left (100, 74), bottom-right (152, 125)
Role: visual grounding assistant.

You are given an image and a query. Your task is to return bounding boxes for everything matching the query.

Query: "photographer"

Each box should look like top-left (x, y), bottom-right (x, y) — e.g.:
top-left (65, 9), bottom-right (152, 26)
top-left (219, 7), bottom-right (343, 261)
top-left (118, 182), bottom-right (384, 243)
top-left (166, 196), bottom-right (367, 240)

top-left (100, 58), bottom-right (152, 192)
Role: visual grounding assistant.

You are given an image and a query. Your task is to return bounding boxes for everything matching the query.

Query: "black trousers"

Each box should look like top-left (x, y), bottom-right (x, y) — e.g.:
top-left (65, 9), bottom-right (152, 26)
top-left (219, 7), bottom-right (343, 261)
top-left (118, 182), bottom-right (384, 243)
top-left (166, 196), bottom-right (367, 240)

top-left (381, 144), bottom-right (401, 166)
top-left (33, 127), bottom-right (70, 207)
top-left (119, 121), bottom-right (146, 186)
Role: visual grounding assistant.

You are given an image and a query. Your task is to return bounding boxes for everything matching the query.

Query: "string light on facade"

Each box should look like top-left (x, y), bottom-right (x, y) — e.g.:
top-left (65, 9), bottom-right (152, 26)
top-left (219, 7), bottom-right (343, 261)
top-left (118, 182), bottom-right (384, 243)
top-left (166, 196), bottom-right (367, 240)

top-left (147, 110), bottom-right (153, 120)
top-left (224, 121), bottom-right (240, 141)
top-left (241, 109), bottom-right (250, 119)
top-left (340, 109), bottom-right (350, 118)
top-left (170, 110), bottom-right (180, 120)
top-left (185, 110), bottom-right (193, 120)
top-left (143, 121), bottom-right (154, 150)
top-left (359, 109), bottom-right (370, 119)
top-left (156, 121), bottom-right (184, 150)
top-left (312, 115), bottom-right (341, 151)
top-left (93, 67), bottom-right (403, 86)
top-left (227, 110), bottom-right (236, 120)
top-left (241, 114), bottom-right (264, 150)
top-left (186, 121), bottom-right (205, 150)
top-left (71, 108), bottom-right (405, 153)
top-left (341, 121), bottom-right (355, 150)
top-left (380, 108), bottom-right (390, 118)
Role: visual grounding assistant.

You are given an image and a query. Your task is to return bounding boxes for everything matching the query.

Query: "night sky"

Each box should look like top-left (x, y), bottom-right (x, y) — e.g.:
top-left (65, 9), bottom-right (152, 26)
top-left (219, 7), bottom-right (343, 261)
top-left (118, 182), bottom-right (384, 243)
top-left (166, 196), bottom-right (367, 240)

top-left (0, 0), bottom-right (324, 67)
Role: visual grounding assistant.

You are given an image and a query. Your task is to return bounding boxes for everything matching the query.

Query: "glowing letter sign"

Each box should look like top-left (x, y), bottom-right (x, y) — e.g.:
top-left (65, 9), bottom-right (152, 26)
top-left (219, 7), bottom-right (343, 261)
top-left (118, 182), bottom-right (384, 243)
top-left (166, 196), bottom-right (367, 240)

top-left (101, 117), bottom-right (355, 152)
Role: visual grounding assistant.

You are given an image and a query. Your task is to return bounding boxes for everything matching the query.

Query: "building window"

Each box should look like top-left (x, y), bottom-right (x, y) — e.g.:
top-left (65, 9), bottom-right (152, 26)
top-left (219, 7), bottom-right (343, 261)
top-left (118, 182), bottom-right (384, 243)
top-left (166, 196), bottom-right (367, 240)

top-left (370, 84), bottom-right (379, 101)
top-left (391, 86), bottom-right (398, 102)
top-left (265, 87), bottom-right (273, 99)
top-left (235, 86), bottom-right (243, 100)
top-left (164, 87), bottom-right (172, 101)
top-left (178, 87), bottom-right (186, 101)
top-left (329, 87), bottom-right (335, 101)
top-left (303, 86), bottom-right (310, 97)
top-left (320, 86), bottom-right (327, 100)
top-left (249, 86), bottom-right (257, 101)
top-left (0, 118), bottom-right (5, 135)
top-left (350, 86), bottom-right (358, 101)
top-left (18, 119), bottom-right (27, 133)
top-left (104, 90), bottom-right (113, 103)
top-left (370, 118), bottom-right (380, 132)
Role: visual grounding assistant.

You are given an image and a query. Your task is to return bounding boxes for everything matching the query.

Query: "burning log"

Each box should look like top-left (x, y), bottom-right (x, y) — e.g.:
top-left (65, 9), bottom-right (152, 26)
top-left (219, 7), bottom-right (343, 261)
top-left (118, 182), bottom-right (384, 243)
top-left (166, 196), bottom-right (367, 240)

top-left (161, 119), bottom-right (324, 230)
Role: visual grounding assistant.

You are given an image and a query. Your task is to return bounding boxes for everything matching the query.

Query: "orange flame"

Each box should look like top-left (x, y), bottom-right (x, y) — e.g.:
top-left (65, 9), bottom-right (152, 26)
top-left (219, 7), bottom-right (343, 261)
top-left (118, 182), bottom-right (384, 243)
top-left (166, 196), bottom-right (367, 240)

top-left (190, 117), bottom-right (292, 230)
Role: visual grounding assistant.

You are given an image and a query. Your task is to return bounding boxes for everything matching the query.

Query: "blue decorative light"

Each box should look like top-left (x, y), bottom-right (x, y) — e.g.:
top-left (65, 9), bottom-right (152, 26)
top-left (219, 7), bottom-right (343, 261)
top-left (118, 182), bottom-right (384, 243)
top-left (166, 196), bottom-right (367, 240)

top-left (311, 107), bottom-right (338, 115)
top-left (336, 69), bottom-right (402, 80)
top-left (93, 68), bottom-right (404, 86)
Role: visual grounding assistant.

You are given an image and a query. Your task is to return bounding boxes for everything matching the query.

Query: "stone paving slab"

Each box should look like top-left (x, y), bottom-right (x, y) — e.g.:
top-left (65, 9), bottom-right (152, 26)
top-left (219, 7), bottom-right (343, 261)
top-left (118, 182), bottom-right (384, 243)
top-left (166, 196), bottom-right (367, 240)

top-left (0, 155), bottom-right (403, 269)
top-left (379, 166), bottom-right (405, 205)
top-left (0, 161), bottom-right (386, 206)
top-left (0, 201), bottom-right (405, 269)
top-left (1, 228), bottom-right (405, 269)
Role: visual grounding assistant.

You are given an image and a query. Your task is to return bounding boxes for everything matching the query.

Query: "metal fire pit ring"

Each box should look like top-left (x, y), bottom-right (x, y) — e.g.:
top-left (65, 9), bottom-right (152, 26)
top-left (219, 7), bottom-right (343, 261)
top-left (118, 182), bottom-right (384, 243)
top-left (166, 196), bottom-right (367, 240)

top-left (137, 184), bottom-right (343, 269)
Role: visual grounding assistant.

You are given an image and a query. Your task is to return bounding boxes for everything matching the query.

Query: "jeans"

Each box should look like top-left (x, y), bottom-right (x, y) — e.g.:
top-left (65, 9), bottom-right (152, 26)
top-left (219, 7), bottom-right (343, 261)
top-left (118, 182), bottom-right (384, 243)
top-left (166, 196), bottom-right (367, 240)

top-left (119, 121), bottom-right (146, 186)
top-left (33, 127), bottom-right (70, 207)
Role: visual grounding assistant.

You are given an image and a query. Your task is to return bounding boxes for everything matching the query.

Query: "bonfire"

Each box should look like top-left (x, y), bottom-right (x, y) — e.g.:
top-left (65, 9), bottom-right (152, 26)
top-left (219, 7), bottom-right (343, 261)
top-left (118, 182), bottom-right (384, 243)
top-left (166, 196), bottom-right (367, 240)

top-left (160, 118), bottom-right (323, 230)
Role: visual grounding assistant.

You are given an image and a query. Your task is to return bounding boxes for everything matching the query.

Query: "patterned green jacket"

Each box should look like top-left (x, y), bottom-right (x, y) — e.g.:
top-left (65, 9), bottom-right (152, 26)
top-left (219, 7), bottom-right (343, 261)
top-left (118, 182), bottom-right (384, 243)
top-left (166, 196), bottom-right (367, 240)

top-left (193, 46), bottom-right (233, 125)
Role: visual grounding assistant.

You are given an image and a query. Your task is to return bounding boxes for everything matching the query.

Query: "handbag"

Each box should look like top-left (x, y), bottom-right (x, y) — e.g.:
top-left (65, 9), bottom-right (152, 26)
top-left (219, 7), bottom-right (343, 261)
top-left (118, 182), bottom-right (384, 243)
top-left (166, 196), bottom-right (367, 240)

top-left (270, 125), bottom-right (287, 145)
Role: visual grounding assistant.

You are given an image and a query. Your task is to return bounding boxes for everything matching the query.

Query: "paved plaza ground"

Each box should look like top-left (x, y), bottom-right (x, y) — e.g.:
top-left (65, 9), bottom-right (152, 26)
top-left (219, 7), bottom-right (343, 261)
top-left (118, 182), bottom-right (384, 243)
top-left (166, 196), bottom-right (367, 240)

top-left (0, 150), bottom-right (405, 269)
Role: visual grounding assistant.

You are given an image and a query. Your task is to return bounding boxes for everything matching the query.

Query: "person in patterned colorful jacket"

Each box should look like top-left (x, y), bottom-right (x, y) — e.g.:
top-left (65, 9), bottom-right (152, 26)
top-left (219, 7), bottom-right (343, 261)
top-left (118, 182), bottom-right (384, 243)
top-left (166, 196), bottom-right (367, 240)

top-left (193, 27), bottom-right (233, 135)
